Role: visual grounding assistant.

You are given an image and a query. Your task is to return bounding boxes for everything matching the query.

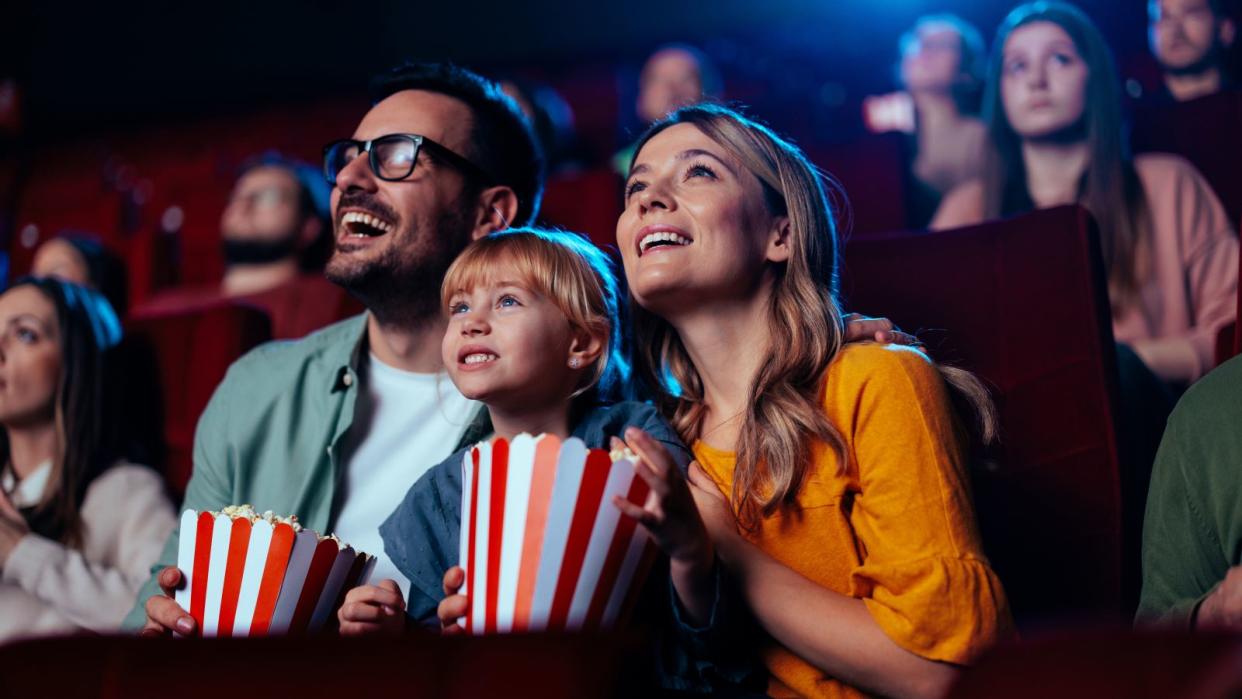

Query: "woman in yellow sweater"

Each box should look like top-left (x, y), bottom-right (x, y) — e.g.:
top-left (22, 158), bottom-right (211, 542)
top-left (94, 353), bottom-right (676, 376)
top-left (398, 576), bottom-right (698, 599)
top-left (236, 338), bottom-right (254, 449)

top-left (614, 103), bottom-right (1014, 698)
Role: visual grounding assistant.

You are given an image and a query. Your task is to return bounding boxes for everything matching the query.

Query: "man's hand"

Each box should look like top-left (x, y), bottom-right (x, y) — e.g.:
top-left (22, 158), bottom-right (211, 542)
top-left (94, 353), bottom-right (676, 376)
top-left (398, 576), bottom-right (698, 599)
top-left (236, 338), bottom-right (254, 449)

top-left (338, 579), bottom-right (406, 636)
top-left (138, 566), bottom-right (197, 637)
top-left (1197, 567), bottom-right (1242, 630)
top-left (436, 566), bottom-right (469, 635)
top-left (843, 313), bottom-right (918, 347)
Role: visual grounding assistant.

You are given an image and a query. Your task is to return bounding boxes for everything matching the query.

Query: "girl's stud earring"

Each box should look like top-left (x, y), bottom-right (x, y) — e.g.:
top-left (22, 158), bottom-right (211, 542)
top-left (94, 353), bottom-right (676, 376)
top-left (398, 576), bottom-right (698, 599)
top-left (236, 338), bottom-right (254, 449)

top-left (569, 357), bottom-right (581, 368)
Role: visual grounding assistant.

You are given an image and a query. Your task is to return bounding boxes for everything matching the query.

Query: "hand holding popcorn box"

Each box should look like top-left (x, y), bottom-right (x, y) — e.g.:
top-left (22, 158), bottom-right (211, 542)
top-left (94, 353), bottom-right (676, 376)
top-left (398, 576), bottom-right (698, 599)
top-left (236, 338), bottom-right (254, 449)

top-left (460, 433), bottom-right (659, 634)
top-left (174, 505), bottom-right (376, 636)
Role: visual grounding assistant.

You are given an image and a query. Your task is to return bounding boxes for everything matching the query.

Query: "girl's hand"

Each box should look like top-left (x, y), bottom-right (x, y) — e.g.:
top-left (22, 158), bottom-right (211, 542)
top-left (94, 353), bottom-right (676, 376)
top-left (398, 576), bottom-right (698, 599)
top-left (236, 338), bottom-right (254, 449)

top-left (436, 566), bottom-right (469, 635)
top-left (611, 428), bottom-right (713, 568)
top-left (0, 488), bottom-right (29, 566)
top-left (337, 580), bottom-right (406, 636)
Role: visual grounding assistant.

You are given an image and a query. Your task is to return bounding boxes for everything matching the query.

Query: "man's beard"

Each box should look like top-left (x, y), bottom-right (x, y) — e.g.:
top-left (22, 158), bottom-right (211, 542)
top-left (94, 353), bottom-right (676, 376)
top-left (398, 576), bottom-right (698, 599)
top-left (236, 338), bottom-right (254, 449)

top-left (325, 203), bottom-right (473, 326)
top-left (221, 229), bottom-right (301, 266)
top-left (1161, 42), bottom-right (1225, 77)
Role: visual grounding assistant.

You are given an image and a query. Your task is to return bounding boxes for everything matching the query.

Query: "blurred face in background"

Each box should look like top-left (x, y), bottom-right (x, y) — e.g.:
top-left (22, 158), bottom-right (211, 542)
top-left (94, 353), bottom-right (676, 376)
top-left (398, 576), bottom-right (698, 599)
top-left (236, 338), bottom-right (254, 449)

top-left (638, 48), bottom-right (705, 124)
top-left (220, 166), bottom-right (305, 247)
top-left (1001, 21), bottom-right (1090, 140)
top-left (901, 23), bottom-right (965, 93)
top-left (31, 239), bottom-right (90, 287)
top-left (0, 286), bottom-right (60, 429)
top-left (1149, 0), bottom-right (1236, 72)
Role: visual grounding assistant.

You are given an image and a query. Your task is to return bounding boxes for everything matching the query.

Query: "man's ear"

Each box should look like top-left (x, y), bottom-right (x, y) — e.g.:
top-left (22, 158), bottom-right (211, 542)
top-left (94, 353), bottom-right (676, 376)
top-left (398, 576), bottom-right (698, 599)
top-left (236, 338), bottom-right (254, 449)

top-left (1221, 17), bottom-right (1236, 48)
top-left (765, 216), bottom-right (792, 264)
top-left (471, 186), bottom-right (520, 241)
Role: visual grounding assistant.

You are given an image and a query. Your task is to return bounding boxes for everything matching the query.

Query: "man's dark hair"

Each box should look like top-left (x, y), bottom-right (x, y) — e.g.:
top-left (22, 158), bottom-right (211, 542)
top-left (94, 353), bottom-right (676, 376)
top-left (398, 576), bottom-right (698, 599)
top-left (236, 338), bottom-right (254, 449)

top-left (369, 62), bottom-right (545, 226)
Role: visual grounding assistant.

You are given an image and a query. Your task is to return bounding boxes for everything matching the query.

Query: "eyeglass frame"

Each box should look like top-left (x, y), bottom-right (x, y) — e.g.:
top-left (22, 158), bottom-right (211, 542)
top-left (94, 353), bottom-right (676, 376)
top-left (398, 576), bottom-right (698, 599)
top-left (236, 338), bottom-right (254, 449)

top-left (322, 133), bottom-right (495, 187)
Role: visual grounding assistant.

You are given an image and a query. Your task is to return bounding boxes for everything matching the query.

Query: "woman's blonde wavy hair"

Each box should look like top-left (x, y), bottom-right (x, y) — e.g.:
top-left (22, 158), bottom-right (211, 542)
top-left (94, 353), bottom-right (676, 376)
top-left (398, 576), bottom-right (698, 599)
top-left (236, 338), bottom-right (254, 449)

top-left (628, 104), bottom-right (996, 528)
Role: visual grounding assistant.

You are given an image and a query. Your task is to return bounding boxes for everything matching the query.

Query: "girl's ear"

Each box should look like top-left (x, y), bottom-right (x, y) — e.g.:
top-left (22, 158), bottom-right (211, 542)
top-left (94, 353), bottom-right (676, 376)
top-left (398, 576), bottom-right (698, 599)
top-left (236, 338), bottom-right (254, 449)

top-left (567, 324), bottom-right (606, 371)
top-left (765, 215), bottom-right (792, 264)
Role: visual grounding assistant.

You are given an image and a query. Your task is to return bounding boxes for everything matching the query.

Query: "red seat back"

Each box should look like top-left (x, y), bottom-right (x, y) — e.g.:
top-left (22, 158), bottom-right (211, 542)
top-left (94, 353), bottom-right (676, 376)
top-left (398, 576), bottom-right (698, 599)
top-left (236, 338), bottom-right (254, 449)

top-left (0, 633), bottom-right (630, 698)
top-left (1131, 91), bottom-right (1242, 228)
top-left (843, 205), bottom-right (1123, 628)
top-left (538, 169), bottom-right (623, 251)
top-left (127, 302), bottom-right (272, 497)
top-left (948, 629), bottom-right (1242, 699)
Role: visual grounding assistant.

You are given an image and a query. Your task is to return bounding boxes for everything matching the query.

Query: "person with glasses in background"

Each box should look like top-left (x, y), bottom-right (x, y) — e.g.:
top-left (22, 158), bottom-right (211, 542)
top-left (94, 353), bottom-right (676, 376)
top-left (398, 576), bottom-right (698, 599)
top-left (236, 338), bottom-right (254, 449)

top-left (136, 154), bottom-right (353, 339)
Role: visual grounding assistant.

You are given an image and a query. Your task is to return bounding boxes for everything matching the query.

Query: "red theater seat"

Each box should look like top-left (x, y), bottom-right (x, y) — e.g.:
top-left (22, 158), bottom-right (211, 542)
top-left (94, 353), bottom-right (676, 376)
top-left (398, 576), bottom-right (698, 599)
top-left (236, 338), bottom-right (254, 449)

top-left (948, 629), bottom-right (1242, 699)
top-left (126, 302), bottom-right (272, 498)
top-left (0, 633), bottom-right (631, 698)
top-left (808, 133), bottom-right (909, 236)
top-left (538, 169), bottom-right (623, 251)
top-left (843, 205), bottom-right (1124, 629)
top-left (1131, 91), bottom-right (1242, 228)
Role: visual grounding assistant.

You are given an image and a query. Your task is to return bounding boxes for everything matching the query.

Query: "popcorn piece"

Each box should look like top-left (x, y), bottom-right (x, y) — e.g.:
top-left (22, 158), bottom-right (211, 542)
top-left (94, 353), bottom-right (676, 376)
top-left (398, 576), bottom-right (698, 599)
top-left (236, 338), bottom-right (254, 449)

top-left (609, 445), bottom-right (638, 463)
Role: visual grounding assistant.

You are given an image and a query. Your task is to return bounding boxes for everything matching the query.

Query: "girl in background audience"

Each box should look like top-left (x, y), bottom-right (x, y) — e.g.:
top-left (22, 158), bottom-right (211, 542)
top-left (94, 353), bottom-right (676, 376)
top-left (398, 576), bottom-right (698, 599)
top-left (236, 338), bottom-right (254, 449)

top-left (0, 277), bottom-right (175, 641)
top-left (932, 1), bottom-right (1238, 387)
top-left (620, 103), bottom-right (1012, 698)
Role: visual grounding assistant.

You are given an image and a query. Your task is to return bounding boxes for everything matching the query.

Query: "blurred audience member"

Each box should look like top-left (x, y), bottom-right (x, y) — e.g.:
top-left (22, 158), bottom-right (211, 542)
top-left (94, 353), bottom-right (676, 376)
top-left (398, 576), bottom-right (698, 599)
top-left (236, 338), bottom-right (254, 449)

top-left (1137, 354), bottom-right (1242, 628)
top-left (1148, 0), bottom-right (1237, 102)
top-left (933, 1), bottom-right (1238, 386)
top-left (0, 278), bottom-right (174, 641)
top-left (614, 44), bottom-right (722, 173)
top-left (218, 155), bottom-right (331, 297)
top-left (500, 78), bottom-right (582, 174)
top-left (866, 15), bottom-right (988, 226)
top-left (139, 154), bottom-right (358, 339)
top-left (31, 234), bottom-right (128, 316)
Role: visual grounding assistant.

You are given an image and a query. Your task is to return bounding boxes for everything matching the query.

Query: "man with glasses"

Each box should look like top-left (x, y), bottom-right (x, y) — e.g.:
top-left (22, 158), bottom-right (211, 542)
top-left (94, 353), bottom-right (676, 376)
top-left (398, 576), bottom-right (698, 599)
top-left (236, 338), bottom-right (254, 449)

top-left (125, 61), bottom-right (543, 635)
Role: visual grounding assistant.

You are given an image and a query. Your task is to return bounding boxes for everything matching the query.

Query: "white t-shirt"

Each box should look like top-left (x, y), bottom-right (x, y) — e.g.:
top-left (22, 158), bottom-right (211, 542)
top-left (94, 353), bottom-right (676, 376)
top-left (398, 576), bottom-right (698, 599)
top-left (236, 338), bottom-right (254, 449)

top-left (332, 353), bottom-right (479, 601)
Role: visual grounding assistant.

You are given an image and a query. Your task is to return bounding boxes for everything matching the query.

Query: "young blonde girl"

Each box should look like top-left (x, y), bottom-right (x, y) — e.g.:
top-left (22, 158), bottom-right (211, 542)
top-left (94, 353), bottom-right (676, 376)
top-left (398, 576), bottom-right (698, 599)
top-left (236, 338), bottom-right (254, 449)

top-left (340, 228), bottom-right (759, 693)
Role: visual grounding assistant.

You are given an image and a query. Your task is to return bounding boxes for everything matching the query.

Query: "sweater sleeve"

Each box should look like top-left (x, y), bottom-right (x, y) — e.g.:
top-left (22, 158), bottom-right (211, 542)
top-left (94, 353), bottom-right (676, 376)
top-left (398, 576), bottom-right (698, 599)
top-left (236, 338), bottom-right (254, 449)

top-left (1136, 407), bottom-right (1229, 627)
top-left (845, 347), bottom-right (1013, 664)
top-left (3, 465), bottom-right (177, 632)
top-left (379, 450), bottom-right (464, 627)
top-left (1131, 160), bottom-right (1239, 383)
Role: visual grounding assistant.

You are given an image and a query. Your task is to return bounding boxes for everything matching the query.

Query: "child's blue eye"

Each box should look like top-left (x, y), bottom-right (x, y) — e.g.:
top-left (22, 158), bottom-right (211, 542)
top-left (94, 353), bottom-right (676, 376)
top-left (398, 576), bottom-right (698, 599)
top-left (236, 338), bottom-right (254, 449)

top-left (498, 295), bottom-right (521, 308)
top-left (449, 302), bottom-right (469, 315)
top-left (625, 180), bottom-right (646, 200)
top-left (15, 328), bottom-right (38, 344)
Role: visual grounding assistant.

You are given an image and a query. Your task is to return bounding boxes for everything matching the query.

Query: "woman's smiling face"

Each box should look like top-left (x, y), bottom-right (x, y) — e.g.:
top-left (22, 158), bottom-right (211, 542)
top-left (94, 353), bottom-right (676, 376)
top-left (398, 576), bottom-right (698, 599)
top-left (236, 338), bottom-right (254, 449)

top-left (617, 122), bottom-right (783, 316)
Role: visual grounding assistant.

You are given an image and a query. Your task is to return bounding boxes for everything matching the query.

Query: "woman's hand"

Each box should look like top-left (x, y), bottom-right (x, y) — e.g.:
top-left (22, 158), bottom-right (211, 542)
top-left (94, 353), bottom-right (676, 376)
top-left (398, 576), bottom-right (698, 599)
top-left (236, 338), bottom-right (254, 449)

top-left (0, 488), bottom-right (30, 567)
top-left (612, 428), bottom-right (716, 624)
top-left (685, 462), bottom-right (735, 539)
top-left (436, 566), bottom-right (469, 635)
top-left (611, 428), bottom-right (713, 567)
top-left (338, 580), bottom-right (406, 637)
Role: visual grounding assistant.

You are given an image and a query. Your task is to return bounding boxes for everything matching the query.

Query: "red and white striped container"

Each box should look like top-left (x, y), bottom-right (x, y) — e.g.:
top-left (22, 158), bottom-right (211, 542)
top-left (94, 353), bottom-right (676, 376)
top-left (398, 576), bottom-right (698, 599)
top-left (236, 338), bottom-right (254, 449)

top-left (174, 507), bottom-right (375, 637)
top-left (459, 433), bottom-right (658, 634)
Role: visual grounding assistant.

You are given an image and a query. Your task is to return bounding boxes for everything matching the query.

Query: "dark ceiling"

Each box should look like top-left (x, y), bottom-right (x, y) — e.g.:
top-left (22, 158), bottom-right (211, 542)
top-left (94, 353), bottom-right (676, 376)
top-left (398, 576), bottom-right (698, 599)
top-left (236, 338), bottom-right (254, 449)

top-left (0, 0), bottom-right (1179, 138)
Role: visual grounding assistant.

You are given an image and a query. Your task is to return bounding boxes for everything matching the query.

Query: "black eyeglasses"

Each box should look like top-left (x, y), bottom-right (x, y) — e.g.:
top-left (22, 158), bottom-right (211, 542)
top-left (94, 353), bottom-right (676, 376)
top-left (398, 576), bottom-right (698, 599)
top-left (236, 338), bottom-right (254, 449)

top-left (322, 133), bottom-right (494, 186)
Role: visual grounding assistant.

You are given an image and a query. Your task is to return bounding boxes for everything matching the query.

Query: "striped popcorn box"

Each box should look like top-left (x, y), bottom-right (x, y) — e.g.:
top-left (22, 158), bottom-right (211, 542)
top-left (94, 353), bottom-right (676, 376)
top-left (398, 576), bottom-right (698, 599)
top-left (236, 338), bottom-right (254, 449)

top-left (460, 434), bottom-right (659, 635)
top-left (174, 505), bottom-right (376, 637)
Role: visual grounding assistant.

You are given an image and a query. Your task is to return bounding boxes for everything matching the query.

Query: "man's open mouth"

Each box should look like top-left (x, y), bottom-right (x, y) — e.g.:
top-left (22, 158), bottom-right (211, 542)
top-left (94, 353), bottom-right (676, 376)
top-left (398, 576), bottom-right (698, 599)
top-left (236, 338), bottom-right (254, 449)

top-left (340, 210), bottom-right (396, 237)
